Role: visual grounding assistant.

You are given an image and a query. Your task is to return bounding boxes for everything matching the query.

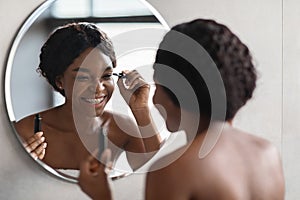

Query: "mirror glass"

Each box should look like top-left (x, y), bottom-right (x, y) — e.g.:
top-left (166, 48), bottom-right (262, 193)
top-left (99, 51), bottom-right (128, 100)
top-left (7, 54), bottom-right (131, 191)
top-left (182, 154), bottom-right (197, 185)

top-left (5, 0), bottom-right (170, 183)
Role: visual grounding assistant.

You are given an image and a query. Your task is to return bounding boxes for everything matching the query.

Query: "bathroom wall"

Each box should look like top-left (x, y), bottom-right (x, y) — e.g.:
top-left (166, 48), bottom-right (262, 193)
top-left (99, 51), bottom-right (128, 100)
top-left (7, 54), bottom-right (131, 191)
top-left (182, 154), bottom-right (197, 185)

top-left (0, 0), bottom-right (297, 199)
top-left (282, 0), bottom-right (300, 199)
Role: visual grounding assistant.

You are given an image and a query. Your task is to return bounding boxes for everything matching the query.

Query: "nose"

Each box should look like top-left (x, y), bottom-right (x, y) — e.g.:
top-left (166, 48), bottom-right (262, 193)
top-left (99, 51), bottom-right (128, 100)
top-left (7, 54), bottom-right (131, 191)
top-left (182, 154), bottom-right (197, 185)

top-left (90, 79), bottom-right (105, 93)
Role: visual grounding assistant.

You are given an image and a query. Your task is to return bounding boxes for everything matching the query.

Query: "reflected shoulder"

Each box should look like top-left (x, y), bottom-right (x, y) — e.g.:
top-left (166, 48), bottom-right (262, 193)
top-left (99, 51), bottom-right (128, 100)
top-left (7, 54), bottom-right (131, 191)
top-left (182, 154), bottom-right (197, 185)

top-left (14, 114), bottom-right (35, 139)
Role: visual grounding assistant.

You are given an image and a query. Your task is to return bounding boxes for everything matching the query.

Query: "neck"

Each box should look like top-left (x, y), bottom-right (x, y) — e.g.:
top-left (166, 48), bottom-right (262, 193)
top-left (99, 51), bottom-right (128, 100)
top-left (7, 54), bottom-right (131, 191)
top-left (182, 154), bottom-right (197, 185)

top-left (181, 110), bottom-right (230, 142)
top-left (56, 103), bottom-right (102, 133)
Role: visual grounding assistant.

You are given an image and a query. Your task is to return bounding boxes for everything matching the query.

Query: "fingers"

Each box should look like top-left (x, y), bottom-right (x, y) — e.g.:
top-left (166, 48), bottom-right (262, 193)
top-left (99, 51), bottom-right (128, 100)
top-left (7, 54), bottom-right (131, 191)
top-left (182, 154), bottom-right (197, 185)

top-left (80, 154), bottom-right (95, 176)
top-left (80, 148), bottom-right (112, 177)
top-left (117, 76), bottom-right (127, 93)
top-left (78, 150), bottom-right (113, 200)
top-left (118, 70), bottom-right (147, 90)
top-left (36, 143), bottom-right (47, 160)
top-left (100, 149), bottom-right (113, 173)
top-left (128, 77), bottom-right (145, 90)
top-left (124, 70), bottom-right (140, 86)
top-left (88, 149), bottom-right (101, 176)
top-left (23, 131), bottom-right (43, 147)
top-left (23, 132), bottom-right (47, 160)
top-left (30, 145), bottom-right (46, 160)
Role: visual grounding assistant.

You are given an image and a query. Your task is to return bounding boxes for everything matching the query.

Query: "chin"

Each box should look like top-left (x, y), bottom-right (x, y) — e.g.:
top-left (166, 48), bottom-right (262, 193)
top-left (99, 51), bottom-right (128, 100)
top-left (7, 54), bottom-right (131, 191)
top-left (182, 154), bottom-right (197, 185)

top-left (95, 109), bottom-right (105, 117)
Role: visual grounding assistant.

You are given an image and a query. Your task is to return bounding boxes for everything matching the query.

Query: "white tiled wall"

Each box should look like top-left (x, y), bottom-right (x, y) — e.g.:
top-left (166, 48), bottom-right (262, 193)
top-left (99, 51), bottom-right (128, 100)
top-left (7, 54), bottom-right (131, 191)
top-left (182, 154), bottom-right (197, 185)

top-left (0, 0), bottom-right (298, 199)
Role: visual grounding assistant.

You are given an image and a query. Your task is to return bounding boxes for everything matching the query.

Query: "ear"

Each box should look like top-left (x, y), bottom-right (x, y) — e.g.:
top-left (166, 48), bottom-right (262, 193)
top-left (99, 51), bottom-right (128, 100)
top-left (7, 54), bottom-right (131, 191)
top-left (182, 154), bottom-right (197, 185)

top-left (55, 75), bottom-right (64, 90)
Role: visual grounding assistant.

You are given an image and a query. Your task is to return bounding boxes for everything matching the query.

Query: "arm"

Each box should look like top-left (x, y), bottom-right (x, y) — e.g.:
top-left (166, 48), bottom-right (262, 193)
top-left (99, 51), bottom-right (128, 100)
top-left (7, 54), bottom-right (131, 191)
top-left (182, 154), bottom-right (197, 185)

top-left (117, 70), bottom-right (162, 152)
top-left (109, 114), bottom-right (154, 171)
top-left (131, 107), bottom-right (162, 152)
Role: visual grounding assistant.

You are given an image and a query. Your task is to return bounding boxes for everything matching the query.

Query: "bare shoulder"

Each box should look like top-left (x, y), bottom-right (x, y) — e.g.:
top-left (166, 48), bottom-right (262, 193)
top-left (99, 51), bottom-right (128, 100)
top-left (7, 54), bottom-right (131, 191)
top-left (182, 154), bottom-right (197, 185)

top-left (146, 127), bottom-right (285, 200)
top-left (218, 127), bottom-right (285, 199)
top-left (14, 109), bottom-right (55, 139)
top-left (14, 114), bottom-right (35, 139)
top-left (145, 146), bottom-right (194, 200)
top-left (218, 126), bottom-right (283, 175)
top-left (232, 127), bottom-right (281, 161)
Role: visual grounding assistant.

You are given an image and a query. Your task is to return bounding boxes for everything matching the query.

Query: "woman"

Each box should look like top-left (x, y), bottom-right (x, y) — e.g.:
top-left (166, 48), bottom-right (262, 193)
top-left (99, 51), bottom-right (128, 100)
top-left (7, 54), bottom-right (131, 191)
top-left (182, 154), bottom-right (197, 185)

top-left (78, 19), bottom-right (285, 199)
top-left (15, 22), bottom-right (161, 170)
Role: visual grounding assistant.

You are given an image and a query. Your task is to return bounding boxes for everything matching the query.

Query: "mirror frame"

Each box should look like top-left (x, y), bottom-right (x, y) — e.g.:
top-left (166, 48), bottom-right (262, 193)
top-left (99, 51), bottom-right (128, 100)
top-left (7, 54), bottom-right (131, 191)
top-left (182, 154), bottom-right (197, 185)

top-left (4, 0), bottom-right (169, 183)
top-left (4, 0), bottom-right (79, 183)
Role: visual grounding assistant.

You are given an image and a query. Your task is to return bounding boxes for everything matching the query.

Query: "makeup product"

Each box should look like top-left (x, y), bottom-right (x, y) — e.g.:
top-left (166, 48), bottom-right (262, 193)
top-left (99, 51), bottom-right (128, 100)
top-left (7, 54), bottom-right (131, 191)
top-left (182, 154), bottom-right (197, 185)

top-left (113, 72), bottom-right (126, 78)
top-left (34, 114), bottom-right (41, 133)
top-left (98, 127), bottom-right (107, 160)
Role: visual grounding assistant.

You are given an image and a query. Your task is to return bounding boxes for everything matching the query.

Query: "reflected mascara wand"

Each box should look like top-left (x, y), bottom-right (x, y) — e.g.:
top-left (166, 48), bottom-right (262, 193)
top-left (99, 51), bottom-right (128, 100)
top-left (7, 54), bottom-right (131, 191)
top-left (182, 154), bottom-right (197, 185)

top-left (113, 72), bottom-right (126, 78)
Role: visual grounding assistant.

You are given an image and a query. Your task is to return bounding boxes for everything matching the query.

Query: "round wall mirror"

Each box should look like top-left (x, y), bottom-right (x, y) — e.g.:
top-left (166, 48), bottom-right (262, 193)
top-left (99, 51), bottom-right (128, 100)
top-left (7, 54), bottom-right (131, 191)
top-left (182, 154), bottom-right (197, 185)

top-left (5, 0), bottom-right (170, 183)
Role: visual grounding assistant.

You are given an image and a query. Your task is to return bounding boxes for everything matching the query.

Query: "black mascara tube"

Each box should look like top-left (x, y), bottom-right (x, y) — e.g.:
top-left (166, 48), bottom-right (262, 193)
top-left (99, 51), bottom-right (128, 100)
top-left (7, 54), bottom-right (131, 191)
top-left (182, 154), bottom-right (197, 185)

top-left (34, 114), bottom-right (41, 134)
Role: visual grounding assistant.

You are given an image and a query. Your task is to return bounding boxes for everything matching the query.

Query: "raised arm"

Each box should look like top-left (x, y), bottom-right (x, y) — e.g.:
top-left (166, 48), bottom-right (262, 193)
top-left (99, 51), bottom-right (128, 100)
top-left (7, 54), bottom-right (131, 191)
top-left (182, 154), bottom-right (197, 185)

top-left (117, 70), bottom-right (162, 152)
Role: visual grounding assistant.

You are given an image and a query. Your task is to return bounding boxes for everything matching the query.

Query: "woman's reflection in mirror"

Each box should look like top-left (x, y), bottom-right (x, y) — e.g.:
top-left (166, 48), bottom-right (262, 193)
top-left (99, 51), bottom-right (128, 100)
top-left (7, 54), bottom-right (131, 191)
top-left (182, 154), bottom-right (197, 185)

top-left (14, 22), bottom-right (162, 170)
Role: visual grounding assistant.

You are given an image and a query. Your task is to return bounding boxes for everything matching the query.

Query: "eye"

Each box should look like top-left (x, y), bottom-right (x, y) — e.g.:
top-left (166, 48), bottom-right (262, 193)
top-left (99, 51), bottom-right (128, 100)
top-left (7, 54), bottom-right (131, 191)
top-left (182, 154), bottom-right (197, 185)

top-left (76, 75), bottom-right (90, 82)
top-left (102, 73), bottom-right (112, 80)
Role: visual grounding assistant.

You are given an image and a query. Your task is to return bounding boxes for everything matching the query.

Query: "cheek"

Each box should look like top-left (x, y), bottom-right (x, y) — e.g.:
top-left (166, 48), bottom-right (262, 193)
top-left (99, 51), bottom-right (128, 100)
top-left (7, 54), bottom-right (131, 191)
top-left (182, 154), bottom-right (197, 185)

top-left (153, 87), bottom-right (163, 106)
top-left (153, 92), bottom-right (167, 119)
top-left (72, 82), bottom-right (88, 96)
top-left (153, 91), bottom-right (158, 105)
top-left (107, 79), bottom-right (115, 91)
top-left (105, 80), bottom-right (115, 96)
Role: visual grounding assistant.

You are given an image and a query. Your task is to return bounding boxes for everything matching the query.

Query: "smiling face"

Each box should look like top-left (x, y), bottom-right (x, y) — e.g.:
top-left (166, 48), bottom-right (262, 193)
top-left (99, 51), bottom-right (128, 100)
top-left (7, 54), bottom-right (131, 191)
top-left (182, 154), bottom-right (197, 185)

top-left (56, 47), bottom-right (115, 117)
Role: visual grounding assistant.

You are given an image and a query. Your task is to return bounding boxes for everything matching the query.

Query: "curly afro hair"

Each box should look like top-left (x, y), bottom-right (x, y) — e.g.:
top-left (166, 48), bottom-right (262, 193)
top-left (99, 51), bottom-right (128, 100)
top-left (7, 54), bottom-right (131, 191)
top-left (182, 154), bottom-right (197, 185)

top-left (154, 19), bottom-right (256, 120)
top-left (37, 22), bottom-right (116, 96)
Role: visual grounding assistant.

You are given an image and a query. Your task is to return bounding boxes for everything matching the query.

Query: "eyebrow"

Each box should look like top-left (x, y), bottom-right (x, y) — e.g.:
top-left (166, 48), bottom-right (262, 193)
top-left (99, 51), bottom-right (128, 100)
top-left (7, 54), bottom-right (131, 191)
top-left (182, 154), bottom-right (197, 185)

top-left (72, 66), bottom-right (113, 73)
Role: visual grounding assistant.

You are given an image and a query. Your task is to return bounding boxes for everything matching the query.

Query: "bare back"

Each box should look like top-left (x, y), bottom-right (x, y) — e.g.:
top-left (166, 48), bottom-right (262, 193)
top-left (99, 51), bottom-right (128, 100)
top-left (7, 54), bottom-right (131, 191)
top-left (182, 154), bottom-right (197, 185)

top-left (146, 125), bottom-right (285, 200)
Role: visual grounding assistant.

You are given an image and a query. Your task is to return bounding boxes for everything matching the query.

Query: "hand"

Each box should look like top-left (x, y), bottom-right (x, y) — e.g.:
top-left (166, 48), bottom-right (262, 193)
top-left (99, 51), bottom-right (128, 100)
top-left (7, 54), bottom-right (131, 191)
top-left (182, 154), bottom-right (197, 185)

top-left (117, 70), bottom-right (150, 111)
top-left (23, 131), bottom-right (47, 160)
top-left (78, 149), bottom-right (113, 200)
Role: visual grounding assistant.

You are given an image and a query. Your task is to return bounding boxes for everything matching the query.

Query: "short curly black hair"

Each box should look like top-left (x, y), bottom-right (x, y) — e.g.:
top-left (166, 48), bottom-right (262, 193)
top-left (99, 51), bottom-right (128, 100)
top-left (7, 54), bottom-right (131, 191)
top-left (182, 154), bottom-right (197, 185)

top-left (37, 22), bottom-right (116, 96)
top-left (154, 19), bottom-right (256, 120)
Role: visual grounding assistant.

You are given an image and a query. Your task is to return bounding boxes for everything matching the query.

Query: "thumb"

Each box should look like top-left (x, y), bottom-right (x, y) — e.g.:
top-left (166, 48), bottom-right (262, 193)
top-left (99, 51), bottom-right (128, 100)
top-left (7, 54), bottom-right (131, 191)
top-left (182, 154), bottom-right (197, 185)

top-left (100, 149), bottom-right (113, 170)
top-left (117, 78), bottom-right (127, 94)
top-left (117, 78), bottom-right (132, 104)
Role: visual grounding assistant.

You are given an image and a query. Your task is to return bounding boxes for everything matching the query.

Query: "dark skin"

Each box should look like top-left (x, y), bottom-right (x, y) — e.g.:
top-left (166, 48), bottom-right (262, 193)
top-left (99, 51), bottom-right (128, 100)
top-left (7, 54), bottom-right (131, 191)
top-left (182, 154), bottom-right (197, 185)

top-left (14, 110), bottom-right (144, 169)
top-left (148, 84), bottom-right (284, 200)
top-left (15, 48), bottom-right (161, 170)
top-left (78, 149), bottom-right (113, 200)
top-left (145, 124), bottom-right (285, 200)
top-left (78, 84), bottom-right (285, 200)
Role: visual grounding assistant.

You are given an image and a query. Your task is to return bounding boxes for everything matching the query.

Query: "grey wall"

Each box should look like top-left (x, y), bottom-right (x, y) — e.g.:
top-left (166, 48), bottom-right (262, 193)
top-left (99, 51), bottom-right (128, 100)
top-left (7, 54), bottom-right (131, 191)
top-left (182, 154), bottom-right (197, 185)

top-left (0, 0), bottom-right (298, 199)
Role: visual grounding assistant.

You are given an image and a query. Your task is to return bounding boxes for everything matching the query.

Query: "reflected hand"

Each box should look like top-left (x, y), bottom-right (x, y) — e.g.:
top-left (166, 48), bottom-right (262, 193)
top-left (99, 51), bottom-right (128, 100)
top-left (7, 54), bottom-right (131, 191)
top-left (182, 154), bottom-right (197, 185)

top-left (117, 70), bottom-right (150, 111)
top-left (78, 149), bottom-right (113, 200)
top-left (23, 131), bottom-right (47, 160)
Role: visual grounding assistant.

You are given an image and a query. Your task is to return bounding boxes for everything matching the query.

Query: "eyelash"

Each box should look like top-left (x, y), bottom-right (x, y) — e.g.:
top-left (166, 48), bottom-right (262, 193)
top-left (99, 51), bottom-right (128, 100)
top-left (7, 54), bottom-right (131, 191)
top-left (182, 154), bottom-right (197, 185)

top-left (76, 73), bottom-right (112, 82)
top-left (102, 73), bottom-right (112, 80)
top-left (76, 76), bottom-right (90, 82)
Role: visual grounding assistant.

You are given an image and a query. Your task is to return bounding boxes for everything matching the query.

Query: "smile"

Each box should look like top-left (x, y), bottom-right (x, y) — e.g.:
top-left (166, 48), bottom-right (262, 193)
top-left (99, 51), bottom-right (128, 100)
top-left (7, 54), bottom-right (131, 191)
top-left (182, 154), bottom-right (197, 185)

top-left (82, 96), bottom-right (105, 105)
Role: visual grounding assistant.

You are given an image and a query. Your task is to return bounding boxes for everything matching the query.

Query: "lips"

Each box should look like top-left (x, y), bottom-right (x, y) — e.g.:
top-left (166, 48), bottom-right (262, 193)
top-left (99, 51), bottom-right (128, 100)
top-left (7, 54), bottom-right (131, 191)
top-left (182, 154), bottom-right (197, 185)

top-left (81, 96), bottom-right (106, 105)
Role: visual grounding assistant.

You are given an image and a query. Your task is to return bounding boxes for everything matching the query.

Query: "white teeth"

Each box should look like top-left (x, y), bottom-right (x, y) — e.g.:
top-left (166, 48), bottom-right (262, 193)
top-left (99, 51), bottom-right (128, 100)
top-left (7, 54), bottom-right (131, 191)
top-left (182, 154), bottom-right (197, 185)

top-left (84, 97), bottom-right (104, 104)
